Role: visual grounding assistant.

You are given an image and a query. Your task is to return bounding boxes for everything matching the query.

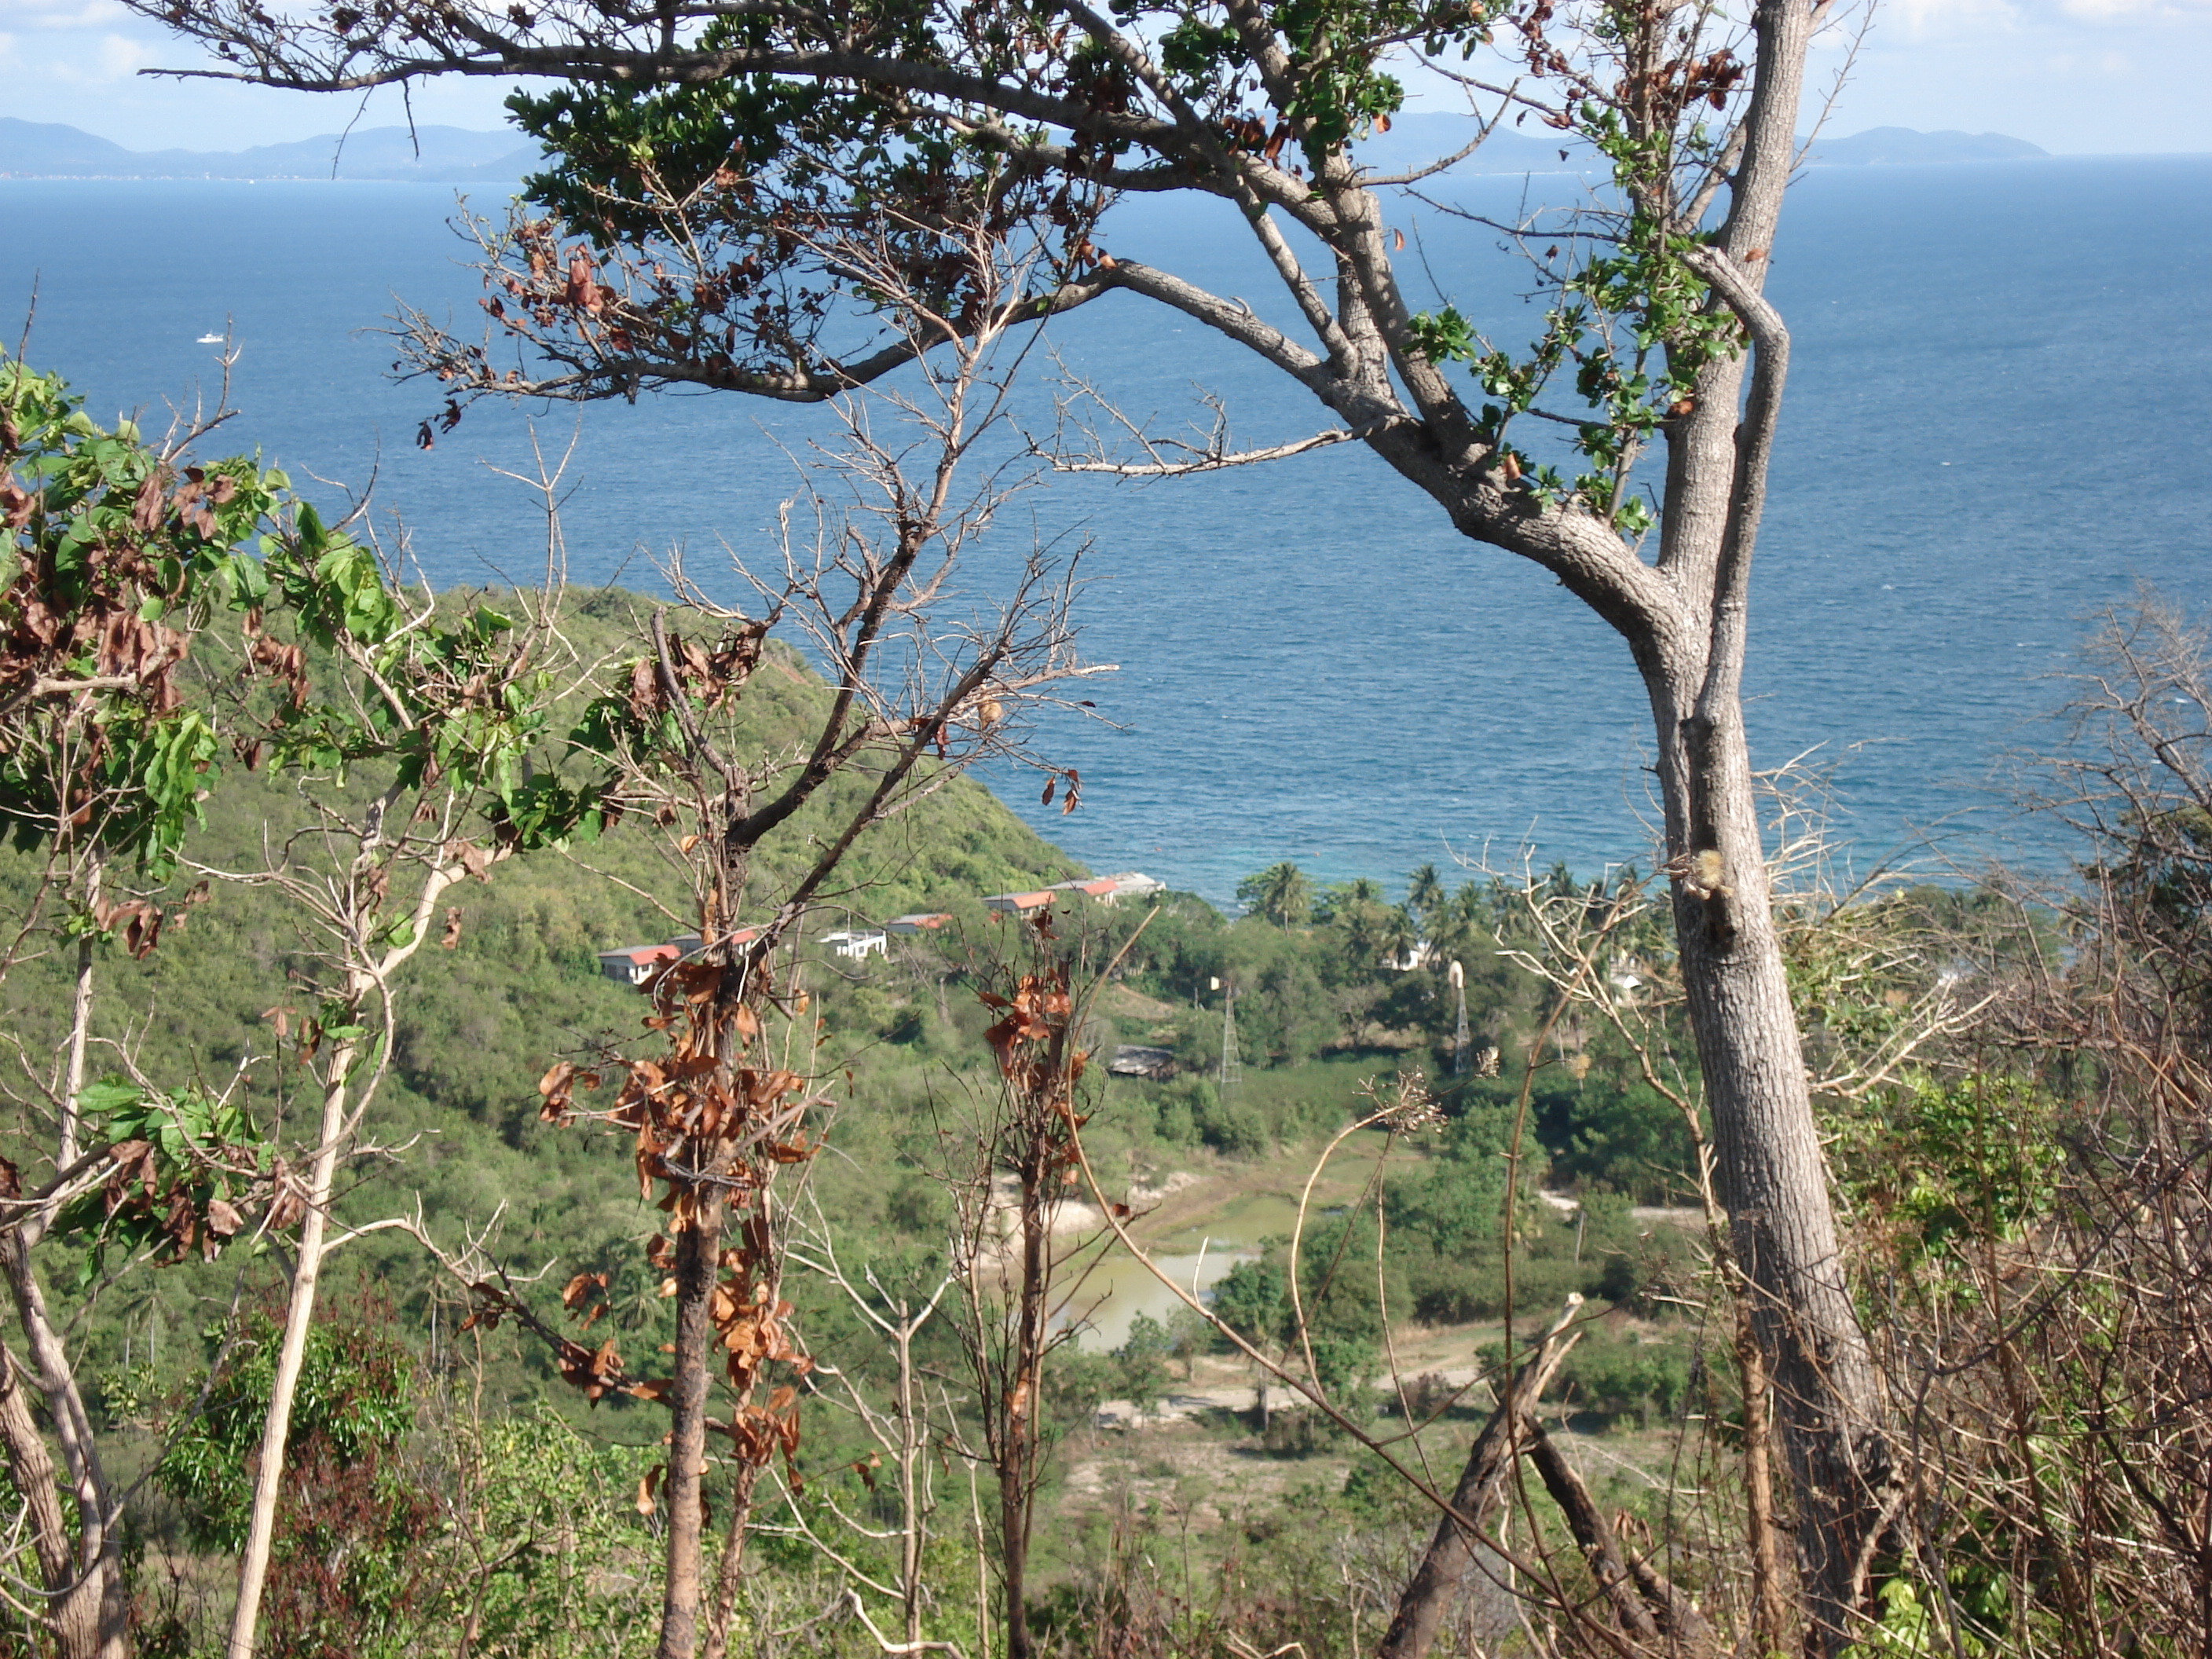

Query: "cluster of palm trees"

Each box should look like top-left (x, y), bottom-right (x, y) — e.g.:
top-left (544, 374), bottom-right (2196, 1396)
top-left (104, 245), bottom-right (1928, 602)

top-left (1234, 859), bottom-right (1576, 974)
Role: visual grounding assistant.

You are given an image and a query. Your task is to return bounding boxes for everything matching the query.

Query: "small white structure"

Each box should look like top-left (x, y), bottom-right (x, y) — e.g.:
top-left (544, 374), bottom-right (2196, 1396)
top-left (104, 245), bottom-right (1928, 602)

top-left (1039, 872), bottom-right (1167, 906)
top-left (1386, 939), bottom-right (1435, 971)
top-left (822, 929), bottom-right (888, 961)
top-left (1101, 871), bottom-right (1165, 901)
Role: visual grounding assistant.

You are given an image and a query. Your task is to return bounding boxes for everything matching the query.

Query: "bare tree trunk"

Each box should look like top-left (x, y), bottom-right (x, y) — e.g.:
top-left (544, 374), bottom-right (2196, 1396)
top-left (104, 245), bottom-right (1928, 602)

top-left (225, 1034), bottom-right (359, 1659)
top-left (1623, 9), bottom-right (1887, 1643)
top-left (1376, 1300), bottom-right (1581, 1659)
top-left (699, 1460), bottom-right (762, 1659)
top-left (0, 1346), bottom-right (102, 1658)
top-left (1736, 1292), bottom-right (1793, 1656)
top-left (0, 1220), bottom-right (126, 1658)
top-left (896, 1316), bottom-right (925, 1646)
top-left (998, 1473), bottom-right (1030, 1659)
top-left (998, 1164), bottom-right (1046, 1659)
top-left (966, 1456), bottom-right (989, 1659)
top-left (659, 1189), bottom-right (727, 1659)
top-left (1651, 676), bottom-right (1889, 1654)
top-left (58, 854), bottom-right (97, 1171)
top-left (29, 856), bottom-right (132, 1659)
top-left (1524, 1419), bottom-right (1716, 1655)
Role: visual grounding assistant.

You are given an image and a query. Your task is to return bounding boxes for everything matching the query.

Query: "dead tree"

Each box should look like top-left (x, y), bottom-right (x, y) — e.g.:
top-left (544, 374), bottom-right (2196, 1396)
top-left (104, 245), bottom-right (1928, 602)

top-left (936, 906), bottom-right (1121, 1659)
top-left (1376, 1298), bottom-right (1584, 1659)
top-left (479, 214), bottom-right (1101, 1659)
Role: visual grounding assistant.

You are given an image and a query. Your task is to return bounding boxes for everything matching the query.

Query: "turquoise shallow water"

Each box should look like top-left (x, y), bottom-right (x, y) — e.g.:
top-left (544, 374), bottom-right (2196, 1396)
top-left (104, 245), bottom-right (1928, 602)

top-left (4, 156), bottom-right (2208, 903)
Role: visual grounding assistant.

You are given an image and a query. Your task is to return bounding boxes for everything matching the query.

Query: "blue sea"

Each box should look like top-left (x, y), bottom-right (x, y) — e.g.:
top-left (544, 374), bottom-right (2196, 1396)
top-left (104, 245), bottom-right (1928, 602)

top-left (3, 157), bottom-right (2208, 904)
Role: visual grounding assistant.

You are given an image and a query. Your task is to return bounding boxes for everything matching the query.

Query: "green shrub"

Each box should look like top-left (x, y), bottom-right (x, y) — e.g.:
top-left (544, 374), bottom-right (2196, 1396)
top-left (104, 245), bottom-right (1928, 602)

top-left (1111, 1313), bottom-right (1174, 1411)
top-left (1555, 1330), bottom-right (1695, 1426)
top-left (1195, 1092), bottom-right (1270, 1156)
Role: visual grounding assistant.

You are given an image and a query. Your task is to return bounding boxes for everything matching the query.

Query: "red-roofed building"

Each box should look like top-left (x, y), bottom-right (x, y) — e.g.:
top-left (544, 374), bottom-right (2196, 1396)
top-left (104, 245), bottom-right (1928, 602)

top-left (596, 943), bottom-right (679, 986)
top-left (1048, 876), bottom-right (1121, 901)
top-left (884, 912), bottom-right (954, 935)
top-left (982, 889), bottom-right (1057, 916)
top-left (668, 928), bottom-right (764, 958)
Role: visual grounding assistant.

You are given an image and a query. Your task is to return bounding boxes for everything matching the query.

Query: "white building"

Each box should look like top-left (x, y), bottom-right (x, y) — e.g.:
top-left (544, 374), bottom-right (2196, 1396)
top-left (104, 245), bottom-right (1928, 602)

top-left (1101, 871), bottom-right (1166, 900)
top-left (1042, 872), bottom-right (1167, 905)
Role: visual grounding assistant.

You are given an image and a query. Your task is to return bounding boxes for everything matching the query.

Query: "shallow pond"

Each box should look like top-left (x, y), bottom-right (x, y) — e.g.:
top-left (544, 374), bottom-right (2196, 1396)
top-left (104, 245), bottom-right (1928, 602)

top-left (1057, 1245), bottom-right (1258, 1353)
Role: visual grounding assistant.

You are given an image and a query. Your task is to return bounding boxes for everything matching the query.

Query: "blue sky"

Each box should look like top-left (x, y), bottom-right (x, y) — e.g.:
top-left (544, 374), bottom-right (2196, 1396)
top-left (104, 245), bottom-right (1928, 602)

top-left (1, 0), bottom-right (2207, 156)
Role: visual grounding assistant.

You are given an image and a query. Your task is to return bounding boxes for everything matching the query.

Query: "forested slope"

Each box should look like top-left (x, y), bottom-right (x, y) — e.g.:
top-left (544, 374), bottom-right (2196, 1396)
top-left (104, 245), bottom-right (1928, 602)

top-left (0, 584), bottom-right (1082, 1393)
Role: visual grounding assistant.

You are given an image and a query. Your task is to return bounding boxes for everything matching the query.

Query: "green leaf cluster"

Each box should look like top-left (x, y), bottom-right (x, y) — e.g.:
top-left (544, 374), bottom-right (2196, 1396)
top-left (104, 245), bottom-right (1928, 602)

top-left (156, 1304), bottom-right (416, 1553)
top-left (0, 356), bottom-right (291, 876)
top-left (47, 1079), bottom-right (271, 1285)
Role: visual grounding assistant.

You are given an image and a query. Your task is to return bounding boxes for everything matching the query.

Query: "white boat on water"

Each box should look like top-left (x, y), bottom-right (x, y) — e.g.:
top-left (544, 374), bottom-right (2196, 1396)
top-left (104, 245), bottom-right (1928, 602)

top-left (196, 332), bottom-right (224, 344)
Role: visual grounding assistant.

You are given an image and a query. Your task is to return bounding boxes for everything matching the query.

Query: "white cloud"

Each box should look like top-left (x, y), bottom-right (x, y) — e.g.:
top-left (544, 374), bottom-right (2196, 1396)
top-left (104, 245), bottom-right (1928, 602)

top-left (2056, 0), bottom-right (2209, 16)
top-left (0, 0), bottom-right (134, 31)
top-left (44, 24), bottom-right (152, 79)
top-left (1827, 0), bottom-right (2212, 152)
top-left (94, 27), bottom-right (145, 74)
top-left (1877, 0), bottom-right (2023, 35)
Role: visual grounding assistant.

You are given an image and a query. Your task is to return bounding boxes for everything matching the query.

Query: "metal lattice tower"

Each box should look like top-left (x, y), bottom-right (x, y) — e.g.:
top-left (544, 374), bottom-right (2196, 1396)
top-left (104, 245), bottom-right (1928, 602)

top-left (1449, 959), bottom-right (1470, 1075)
top-left (1219, 981), bottom-right (1243, 1091)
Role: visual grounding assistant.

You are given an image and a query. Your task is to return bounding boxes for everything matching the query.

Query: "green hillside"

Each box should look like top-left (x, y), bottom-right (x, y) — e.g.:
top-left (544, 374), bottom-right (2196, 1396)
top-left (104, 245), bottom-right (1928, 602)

top-left (0, 582), bottom-right (1083, 1389)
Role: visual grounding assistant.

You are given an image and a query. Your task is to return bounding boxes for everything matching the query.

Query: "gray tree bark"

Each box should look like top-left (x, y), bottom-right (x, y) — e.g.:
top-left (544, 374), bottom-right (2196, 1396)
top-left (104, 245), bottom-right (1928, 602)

top-left (1523, 1418), bottom-right (1718, 1655)
top-left (658, 1190), bottom-right (727, 1659)
top-left (0, 1233), bottom-right (128, 1659)
top-left (1377, 1300), bottom-right (1582, 1659)
top-left (0, 1337), bottom-right (105, 1658)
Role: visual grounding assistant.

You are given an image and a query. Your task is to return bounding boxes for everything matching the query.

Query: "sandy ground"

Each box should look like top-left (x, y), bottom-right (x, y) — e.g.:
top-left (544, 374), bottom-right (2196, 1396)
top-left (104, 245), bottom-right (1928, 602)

top-left (1054, 1356), bottom-right (1684, 1539)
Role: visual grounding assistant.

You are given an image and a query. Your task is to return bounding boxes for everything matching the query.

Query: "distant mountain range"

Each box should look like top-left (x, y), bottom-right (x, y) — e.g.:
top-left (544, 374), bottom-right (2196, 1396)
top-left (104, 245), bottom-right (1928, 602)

top-left (1800, 126), bottom-right (2049, 165)
top-left (1357, 116), bottom-right (2049, 176)
top-left (0, 115), bottom-right (2048, 184)
top-left (0, 119), bottom-right (540, 181)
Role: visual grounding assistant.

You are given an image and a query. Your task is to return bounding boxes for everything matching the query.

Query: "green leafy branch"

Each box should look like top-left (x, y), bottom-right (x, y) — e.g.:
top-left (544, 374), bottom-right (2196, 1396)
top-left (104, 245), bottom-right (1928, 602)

top-left (1, 356), bottom-right (294, 877)
top-left (46, 1079), bottom-right (296, 1287)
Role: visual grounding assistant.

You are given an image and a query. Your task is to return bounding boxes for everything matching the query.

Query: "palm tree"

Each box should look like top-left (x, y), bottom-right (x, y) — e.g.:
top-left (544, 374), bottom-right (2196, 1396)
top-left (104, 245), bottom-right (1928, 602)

top-left (1317, 876), bottom-right (1385, 926)
top-left (1430, 880), bottom-right (1496, 966)
top-left (1332, 880), bottom-right (1391, 968)
top-left (1379, 903), bottom-right (1422, 970)
top-left (1236, 861), bottom-right (1312, 929)
top-left (1406, 862), bottom-right (1445, 925)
